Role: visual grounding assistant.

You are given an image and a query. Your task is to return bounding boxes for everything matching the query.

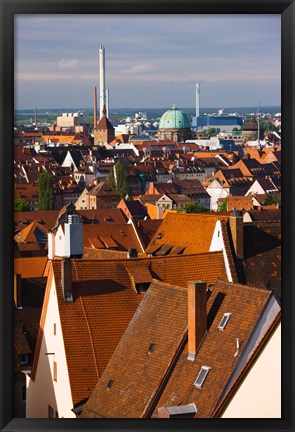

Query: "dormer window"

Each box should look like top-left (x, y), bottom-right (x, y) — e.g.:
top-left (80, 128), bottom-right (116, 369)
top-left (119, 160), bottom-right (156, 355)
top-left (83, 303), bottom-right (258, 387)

top-left (218, 313), bottom-right (232, 331)
top-left (19, 354), bottom-right (29, 365)
top-left (194, 366), bottom-right (211, 389)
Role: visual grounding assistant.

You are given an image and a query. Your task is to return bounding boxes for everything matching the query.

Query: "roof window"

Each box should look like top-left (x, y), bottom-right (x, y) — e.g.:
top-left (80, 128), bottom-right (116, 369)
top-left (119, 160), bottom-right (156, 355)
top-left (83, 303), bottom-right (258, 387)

top-left (218, 312), bottom-right (231, 331)
top-left (194, 366), bottom-right (211, 389)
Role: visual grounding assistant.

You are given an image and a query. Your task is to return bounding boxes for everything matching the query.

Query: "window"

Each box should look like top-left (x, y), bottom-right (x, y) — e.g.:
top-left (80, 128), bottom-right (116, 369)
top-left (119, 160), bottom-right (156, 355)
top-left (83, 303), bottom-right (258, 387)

top-left (194, 366), bottom-right (211, 389)
top-left (53, 323), bottom-right (56, 335)
top-left (218, 313), bottom-right (232, 331)
top-left (53, 361), bottom-right (57, 381)
top-left (19, 354), bottom-right (28, 365)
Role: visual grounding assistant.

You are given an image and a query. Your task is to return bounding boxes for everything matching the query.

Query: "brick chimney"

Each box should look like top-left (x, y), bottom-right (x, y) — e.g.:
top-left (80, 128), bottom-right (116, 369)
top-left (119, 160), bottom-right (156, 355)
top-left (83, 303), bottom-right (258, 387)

top-left (158, 403), bottom-right (197, 418)
top-left (187, 281), bottom-right (207, 361)
top-left (229, 209), bottom-right (244, 259)
top-left (61, 258), bottom-right (73, 302)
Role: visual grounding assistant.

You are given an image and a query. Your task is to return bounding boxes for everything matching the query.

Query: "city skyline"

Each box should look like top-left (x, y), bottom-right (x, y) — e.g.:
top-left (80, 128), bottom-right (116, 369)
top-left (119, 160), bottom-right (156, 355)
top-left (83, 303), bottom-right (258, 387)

top-left (15, 14), bottom-right (281, 110)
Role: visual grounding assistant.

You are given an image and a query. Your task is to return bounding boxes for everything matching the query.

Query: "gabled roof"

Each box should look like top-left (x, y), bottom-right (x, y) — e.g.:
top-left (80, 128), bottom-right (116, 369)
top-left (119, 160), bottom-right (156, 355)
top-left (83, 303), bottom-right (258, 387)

top-left (83, 223), bottom-right (142, 252)
top-left (34, 259), bottom-right (144, 406)
top-left (146, 212), bottom-right (229, 255)
top-left (81, 279), bottom-right (275, 418)
top-left (243, 221), bottom-right (281, 298)
top-left (14, 221), bottom-right (48, 243)
top-left (87, 181), bottom-right (120, 197)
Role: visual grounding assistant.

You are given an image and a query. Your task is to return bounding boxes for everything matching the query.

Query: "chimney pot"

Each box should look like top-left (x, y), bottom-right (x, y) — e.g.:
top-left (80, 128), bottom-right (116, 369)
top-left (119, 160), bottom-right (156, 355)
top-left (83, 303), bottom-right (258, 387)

top-left (187, 281), bottom-right (207, 361)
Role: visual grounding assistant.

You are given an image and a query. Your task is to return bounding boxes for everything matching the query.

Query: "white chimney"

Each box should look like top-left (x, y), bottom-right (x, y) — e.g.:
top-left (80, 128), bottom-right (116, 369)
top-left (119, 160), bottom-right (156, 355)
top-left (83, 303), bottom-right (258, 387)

top-left (106, 88), bottom-right (109, 118)
top-left (196, 83), bottom-right (200, 118)
top-left (99, 45), bottom-right (106, 119)
top-left (64, 214), bottom-right (83, 257)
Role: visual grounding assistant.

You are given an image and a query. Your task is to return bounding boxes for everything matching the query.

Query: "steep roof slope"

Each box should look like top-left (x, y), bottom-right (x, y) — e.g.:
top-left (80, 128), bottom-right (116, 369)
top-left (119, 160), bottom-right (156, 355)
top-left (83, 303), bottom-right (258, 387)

top-left (243, 221), bottom-right (281, 298)
top-left (41, 260), bottom-right (144, 406)
top-left (82, 279), bottom-right (275, 418)
top-left (146, 212), bottom-right (229, 255)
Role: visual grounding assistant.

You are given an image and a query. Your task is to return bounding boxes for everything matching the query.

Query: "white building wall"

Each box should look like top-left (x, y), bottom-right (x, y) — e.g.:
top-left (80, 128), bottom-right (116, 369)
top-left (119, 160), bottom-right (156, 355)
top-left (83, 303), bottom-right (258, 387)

top-left (206, 180), bottom-right (229, 211)
top-left (54, 225), bottom-right (66, 257)
top-left (62, 151), bottom-right (79, 170)
top-left (221, 323), bottom-right (281, 418)
top-left (245, 180), bottom-right (265, 195)
top-left (26, 277), bottom-right (75, 418)
top-left (209, 220), bottom-right (233, 282)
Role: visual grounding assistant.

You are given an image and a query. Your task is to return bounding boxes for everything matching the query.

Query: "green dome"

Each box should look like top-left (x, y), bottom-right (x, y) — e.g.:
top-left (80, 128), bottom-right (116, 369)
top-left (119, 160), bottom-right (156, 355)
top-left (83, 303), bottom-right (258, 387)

top-left (159, 105), bottom-right (191, 129)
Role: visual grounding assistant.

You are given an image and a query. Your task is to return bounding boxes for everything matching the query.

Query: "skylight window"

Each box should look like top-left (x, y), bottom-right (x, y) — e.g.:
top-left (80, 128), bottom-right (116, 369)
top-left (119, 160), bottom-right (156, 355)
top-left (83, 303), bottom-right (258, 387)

top-left (194, 366), bottom-right (211, 389)
top-left (218, 313), bottom-right (232, 331)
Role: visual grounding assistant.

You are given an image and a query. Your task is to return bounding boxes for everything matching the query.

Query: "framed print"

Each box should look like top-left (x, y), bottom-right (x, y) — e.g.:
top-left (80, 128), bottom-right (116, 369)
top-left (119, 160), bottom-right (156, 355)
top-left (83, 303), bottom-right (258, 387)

top-left (1, 0), bottom-right (294, 431)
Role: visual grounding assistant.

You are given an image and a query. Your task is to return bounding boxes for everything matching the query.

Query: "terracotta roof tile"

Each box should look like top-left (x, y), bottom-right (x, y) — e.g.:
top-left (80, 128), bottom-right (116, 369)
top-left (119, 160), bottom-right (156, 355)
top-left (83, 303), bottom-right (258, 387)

top-left (243, 221), bottom-right (281, 298)
top-left (51, 259), bottom-right (143, 405)
top-left (82, 279), bottom-right (273, 418)
top-left (14, 257), bottom-right (48, 278)
top-left (146, 212), bottom-right (229, 255)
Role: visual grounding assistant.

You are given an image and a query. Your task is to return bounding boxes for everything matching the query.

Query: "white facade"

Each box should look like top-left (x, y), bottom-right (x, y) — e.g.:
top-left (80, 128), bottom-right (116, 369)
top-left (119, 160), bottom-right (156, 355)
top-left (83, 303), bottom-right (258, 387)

top-left (61, 151), bottom-right (80, 171)
top-left (48, 218), bottom-right (83, 259)
top-left (209, 220), bottom-right (233, 282)
top-left (206, 178), bottom-right (229, 211)
top-left (26, 275), bottom-right (75, 418)
top-left (221, 323), bottom-right (281, 418)
top-left (246, 179), bottom-right (278, 196)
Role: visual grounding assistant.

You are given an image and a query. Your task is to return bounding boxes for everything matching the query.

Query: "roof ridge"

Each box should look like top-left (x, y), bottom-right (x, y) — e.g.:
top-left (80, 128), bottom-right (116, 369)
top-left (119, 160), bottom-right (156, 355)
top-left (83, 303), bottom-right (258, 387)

top-left (214, 278), bottom-right (273, 295)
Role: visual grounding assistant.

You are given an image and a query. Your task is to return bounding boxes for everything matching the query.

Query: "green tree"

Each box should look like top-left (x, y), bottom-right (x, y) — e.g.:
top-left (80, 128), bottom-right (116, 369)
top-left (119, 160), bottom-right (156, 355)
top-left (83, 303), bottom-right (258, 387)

top-left (108, 161), bottom-right (132, 200)
top-left (14, 198), bottom-right (30, 212)
top-left (184, 203), bottom-right (208, 213)
top-left (38, 170), bottom-right (54, 210)
top-left (264, 194), bottom-right (281, 206)
top-left (219, 197), bottom-right (228, 212)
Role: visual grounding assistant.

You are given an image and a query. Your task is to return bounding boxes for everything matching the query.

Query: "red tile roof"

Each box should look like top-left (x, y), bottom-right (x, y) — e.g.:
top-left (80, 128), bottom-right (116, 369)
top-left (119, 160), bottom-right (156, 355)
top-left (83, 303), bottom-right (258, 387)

top-left (81, 279), bottom-right (274, 418)
top-left (38, 259), bottom-right (144, 405)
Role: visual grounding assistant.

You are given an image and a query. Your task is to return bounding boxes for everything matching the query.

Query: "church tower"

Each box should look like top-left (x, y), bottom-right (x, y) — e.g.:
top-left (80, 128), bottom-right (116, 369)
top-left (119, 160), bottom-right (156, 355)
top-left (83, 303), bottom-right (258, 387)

top-left (93, 105), bottom-right (115, 146)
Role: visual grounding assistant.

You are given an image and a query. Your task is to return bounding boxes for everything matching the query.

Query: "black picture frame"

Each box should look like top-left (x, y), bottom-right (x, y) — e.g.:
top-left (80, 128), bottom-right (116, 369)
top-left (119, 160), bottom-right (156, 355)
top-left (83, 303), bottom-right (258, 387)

top-left (1, 1), bottom-right (294, 431)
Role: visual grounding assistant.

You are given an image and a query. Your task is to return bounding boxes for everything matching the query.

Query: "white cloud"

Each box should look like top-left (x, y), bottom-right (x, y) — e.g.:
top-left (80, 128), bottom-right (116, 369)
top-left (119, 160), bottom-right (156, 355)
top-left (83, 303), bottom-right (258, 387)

top-left (57, 59), bottom-right (79, 70)
top-left (119, 64), bottom-right (156, 75)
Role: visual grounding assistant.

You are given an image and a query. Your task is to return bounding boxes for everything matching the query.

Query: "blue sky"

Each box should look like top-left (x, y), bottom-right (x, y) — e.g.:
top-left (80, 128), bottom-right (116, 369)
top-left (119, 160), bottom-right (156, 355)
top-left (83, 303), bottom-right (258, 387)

top-left (15, 14), bottom-right (281, 109)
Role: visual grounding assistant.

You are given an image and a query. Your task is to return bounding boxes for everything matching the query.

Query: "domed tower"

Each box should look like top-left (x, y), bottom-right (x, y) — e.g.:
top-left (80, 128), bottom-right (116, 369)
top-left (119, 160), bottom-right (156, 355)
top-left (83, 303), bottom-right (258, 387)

top-left (157, 105), bottom-right (192, 142)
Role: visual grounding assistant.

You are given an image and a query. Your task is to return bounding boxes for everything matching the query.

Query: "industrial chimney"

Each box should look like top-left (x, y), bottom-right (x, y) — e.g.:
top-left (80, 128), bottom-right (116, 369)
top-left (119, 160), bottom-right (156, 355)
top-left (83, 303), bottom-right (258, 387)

top-left (94, 85), bottom-right (97, 128)
top-left (99, 45), bottom-right (106, 119)
top-left (196, 83), bottom-right (200, 118)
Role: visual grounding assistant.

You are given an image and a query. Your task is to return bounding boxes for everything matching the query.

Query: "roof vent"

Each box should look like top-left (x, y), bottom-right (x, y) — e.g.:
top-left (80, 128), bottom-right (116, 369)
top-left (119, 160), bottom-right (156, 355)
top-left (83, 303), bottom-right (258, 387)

top-left (107, 379), bottom-right (114, 389)
top-left (128, 248), bottom-right (138, 259)
top-left (68, 214), bottom-right (79, 224)
top-left (148, 343), bottom-right (156, 354)
top-left (158, 403), bottom-right (197, 418)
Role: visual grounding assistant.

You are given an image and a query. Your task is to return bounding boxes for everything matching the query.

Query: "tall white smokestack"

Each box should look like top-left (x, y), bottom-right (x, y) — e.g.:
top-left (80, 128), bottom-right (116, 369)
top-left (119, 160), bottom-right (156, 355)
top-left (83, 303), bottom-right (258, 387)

top-left (106, 88), bottom-right (109, 118)
top-left (99, 45), bottom-right (106, 119)
top-left (196, 83), bottom-right (200, 118)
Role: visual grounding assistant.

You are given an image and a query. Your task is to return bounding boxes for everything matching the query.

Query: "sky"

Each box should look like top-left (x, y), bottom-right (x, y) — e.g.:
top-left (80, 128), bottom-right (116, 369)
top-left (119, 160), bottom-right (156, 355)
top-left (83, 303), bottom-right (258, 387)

top-left (14, 14), bottom-right (281, 110)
